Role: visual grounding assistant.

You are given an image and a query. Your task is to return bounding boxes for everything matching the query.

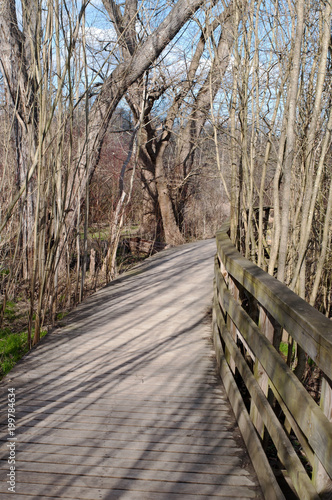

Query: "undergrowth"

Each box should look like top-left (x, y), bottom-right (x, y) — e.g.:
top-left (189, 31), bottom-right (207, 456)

top-left (0, 301), bottom-right (47, 380)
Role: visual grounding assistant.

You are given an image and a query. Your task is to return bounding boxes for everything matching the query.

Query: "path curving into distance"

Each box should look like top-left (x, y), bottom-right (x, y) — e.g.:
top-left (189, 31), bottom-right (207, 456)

top-left (0, 239), bottom-right (263, 499)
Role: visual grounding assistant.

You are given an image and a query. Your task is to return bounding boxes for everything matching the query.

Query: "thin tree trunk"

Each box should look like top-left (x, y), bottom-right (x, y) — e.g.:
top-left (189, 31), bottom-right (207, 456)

top-left (309, 176), bottom-right (332, 306)
top-left (289, 0), bottom-right (332, 289)
top-left (277, 0), bottom-right (305, 283)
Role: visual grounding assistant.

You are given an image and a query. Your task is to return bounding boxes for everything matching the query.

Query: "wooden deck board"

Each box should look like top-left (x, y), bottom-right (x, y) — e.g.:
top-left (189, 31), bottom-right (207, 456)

top-left (0, 453), bottom-right (247, 473)
top-left (0, 240), bottom-right (263, 499)
top-left (0, 483), bottom-right (259, 500)
top-left (0, 443), bottom-right (244, 465)
top-left (0, 472), bottom-right (260, 496)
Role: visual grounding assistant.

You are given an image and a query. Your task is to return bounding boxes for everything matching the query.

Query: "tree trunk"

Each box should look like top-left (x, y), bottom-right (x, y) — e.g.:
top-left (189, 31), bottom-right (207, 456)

top-left (155, 142), bottom-right (184, 246)
top-left (0, 0), bottom-right (37, 277)
top-left (277, 0), bottom-right (305, 283)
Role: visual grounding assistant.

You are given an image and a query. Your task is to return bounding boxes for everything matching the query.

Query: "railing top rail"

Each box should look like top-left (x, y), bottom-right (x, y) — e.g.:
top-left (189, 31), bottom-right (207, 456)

top-left (216, 222), bottom-right (332, 381)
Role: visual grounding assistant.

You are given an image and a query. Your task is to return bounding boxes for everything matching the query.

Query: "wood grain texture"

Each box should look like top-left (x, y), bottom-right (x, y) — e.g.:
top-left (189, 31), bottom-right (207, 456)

top-left (215, 224), bottom-right (332, 498)
top-left (213, 301), bottom-right (319, 500)
top-left (217, 272), bottom-right (332, 478)
top-left (216, 224), bottom-right (332, 380)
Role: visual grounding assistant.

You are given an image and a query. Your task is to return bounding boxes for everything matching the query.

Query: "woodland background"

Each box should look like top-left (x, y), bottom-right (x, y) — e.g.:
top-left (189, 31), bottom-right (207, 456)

top-left (0, 0), bottom-right (331, 357)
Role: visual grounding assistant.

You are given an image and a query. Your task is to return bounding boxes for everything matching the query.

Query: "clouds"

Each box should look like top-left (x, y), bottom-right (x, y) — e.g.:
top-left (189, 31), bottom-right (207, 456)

top-left (85, 26), bottom-right (117, 46)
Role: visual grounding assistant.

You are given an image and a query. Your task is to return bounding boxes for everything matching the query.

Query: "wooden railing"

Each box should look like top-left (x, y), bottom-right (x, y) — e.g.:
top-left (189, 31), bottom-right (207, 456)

top-left (213, 222), bottom-right (332, 500)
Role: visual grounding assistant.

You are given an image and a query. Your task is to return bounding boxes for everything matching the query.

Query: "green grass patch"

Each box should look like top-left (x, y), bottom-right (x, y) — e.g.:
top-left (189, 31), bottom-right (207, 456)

top-left (83, 224), bottom-right (140, 241)
top-left (89, 228), bottom-right (110, 240)
top-left (0, 328), bottom-right (47, 380)
top-left (4, 301), bottom-right (16, 322)
top-left (56, 311), bottom-right (68, 321)
top-left (120, 225), bottom-right (139, 236)
top-left (279, 341), bottom-right (296, 361)
top-left (279, 341), bottom-right (289, 357)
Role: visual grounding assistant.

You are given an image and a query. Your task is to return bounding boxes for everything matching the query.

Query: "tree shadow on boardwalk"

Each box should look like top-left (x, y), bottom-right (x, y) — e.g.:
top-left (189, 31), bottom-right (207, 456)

top-left (0, 240), bottom-right (263, 499)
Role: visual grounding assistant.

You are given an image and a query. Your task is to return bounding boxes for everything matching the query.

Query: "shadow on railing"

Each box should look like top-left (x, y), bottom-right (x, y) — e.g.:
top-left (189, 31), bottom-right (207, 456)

top-left (212, 222), bottom-right (332, 500)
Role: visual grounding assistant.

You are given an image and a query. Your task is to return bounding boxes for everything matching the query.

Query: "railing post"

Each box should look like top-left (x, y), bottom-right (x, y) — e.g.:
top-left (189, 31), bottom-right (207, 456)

top-left (250, 305), bottom-right (275, 440)
top-left (312, 376), bottom-right (332, 497)
top-left (226, 276), bottom-right (240, 374)
top-left (217, 257), bottom-right (240, 374)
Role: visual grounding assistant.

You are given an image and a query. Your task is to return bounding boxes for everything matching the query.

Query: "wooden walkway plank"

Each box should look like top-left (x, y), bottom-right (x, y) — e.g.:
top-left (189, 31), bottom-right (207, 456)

top-left (0, 452), bottom-right (247, 473)
top-left (0, 443), bottom-right (244, 465)
top-left (0, 240), bottom-right (263, 499)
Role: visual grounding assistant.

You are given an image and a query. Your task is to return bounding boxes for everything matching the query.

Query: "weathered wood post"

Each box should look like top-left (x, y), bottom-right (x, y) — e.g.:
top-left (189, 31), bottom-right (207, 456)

top-left (312, 376), bottom-right (332, 498)
top-left (218, 256), bottom-right (240, 374)
top-left (250, 305), bottom-right (275, 440)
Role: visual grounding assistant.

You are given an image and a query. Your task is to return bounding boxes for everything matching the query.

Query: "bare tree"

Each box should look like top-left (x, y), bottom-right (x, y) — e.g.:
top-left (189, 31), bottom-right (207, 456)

top-left (125, 1), bottom-right (237, 245)
top-left (0, 0), bottom-right (209, 343)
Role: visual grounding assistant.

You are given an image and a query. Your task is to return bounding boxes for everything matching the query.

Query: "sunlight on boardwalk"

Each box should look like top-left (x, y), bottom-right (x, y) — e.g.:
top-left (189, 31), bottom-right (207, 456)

top-left (0, 240), bottom-right (263, 499)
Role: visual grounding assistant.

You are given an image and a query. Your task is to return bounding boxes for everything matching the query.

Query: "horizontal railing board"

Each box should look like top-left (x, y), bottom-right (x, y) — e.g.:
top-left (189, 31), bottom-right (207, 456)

top-left (215, 267), bottom-right (332, 480)
top-left (213, 298), bottom-right (320, 500)
top-left (212, 317), bottom-right (285, 499)
top-left (216, 224), bottom-right (332, 381)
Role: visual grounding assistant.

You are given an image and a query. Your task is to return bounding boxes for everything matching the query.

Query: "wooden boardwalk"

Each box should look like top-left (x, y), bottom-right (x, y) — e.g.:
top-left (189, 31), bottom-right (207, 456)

top-left (0, 240), bottom-right (263, 500)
